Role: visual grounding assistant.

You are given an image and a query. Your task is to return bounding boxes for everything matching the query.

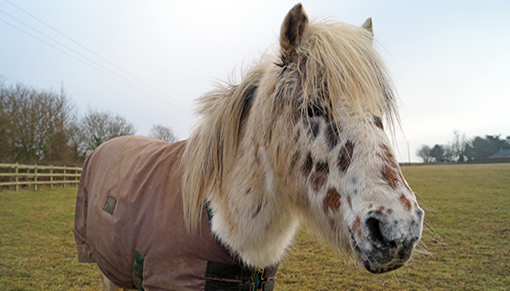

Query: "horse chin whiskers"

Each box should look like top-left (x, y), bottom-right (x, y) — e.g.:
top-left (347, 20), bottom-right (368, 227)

top-left (348, 225), bottom-right (412, 274)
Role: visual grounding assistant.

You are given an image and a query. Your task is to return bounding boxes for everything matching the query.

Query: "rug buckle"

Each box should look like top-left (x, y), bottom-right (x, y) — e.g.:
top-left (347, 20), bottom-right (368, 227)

top-left (251, 268), bottom-right (266, 291)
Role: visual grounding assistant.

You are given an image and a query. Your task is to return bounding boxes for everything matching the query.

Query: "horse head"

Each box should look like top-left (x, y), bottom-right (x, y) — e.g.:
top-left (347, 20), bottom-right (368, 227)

top-left (183, 3), bottom-right (423, 274)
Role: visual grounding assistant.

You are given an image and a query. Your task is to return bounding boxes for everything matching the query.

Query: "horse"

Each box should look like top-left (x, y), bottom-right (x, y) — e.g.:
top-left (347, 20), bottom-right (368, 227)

top-left (74, 3), bottom-right (424, 291)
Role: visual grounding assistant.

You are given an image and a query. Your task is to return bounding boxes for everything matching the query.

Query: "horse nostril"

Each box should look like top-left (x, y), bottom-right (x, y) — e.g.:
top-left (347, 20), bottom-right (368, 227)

top-left (365, 217), bottom-right (393, 250)
top-left (403, 236), bottom-right (419, 249)
top-left (399, 236), bottom-right (419, 261)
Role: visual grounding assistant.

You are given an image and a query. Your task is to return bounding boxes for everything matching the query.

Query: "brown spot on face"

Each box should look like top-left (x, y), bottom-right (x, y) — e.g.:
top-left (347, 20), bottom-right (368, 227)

top-left (302, 152), bottom-right (313, 176)
top-left (381, 164), bottom-right (399, 189)
top-left (399, 193), bottom-right (412, 212)
top-left (403, 180), bottom-right (412, 192)
top-left (373, 116), bottom-right (383, 130)
top-left (325, 122), bottom-right (340, 150)
top-left (380, 145), bottom-right (413, 193)
top-left (368, 204), bottom-right (373, 209)
top-left (338, 140), bottom-right (355, 173)
top-left (380, 144), bottom-right (398, 168)
top-left (380, 144), bottom-right (406, 189)
top-left (310, 119), bottom-right (320, 139)
top-left (323, 188), bottom-right (341, 213)
top-left (352, 216), bottom-right (363, 238)
top-left (311, 161), bottom-right (329, 193)
top-left (387, 208), bottom-right (394, 214)
top-left (377, 206), bottom-right (386, 212)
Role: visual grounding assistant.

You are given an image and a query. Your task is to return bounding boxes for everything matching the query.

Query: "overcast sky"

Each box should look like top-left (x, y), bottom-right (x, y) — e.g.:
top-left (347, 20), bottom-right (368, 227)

top-left (1, 0), bottom-right (509, 162)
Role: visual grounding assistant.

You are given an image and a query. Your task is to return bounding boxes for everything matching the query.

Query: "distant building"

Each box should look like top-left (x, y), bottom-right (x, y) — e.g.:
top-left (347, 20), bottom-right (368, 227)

top-left (470, 149), bottom-right (510, 164)
top-left (488, 149), bottom-right (510, 159)
top-left (471, 149), bottom-right (510, 163)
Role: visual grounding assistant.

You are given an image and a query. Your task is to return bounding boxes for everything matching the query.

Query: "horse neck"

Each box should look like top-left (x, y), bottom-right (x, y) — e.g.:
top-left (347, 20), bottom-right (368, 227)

top-left (208, 139), bottom-right (300, 268)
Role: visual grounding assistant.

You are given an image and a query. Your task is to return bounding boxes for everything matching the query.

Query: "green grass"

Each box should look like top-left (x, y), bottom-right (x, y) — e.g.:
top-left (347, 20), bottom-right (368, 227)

top-left (1, 164), bottom-right (509, 290)
top-left (0, 188), bottom-right (102, 290)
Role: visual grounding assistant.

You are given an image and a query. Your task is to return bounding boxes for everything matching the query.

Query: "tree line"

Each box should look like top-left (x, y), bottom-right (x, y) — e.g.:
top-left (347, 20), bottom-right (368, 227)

top-left (0, 80), bottom-right (177, 166)
top-left (416, 130), bottom-right (510, 163)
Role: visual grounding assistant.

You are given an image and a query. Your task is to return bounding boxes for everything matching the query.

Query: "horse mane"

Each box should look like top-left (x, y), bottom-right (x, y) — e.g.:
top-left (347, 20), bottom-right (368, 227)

top-left (181, 19), bottom-right (398, 233)
top-left (181, 65), bottom-right (264, 233)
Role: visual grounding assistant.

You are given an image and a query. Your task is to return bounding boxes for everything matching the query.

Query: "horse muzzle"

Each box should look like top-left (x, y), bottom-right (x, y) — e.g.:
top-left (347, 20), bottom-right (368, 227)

top-left (349, 208), bottom-right (424, 274)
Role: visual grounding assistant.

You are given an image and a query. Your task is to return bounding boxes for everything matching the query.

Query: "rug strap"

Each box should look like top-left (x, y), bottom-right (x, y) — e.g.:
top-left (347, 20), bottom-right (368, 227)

top-left (205, 261), bottom-right (278, 291)
top-left (132, 251), bottom-right (145, 291)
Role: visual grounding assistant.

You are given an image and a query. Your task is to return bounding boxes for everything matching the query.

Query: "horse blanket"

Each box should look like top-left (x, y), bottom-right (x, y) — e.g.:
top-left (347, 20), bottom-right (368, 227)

top-left (74, 136), bottom-right (277, 291)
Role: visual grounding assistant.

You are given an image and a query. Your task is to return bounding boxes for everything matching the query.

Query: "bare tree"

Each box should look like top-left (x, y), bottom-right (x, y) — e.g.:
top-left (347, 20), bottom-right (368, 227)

top-left (0, 81), bottom-right (77, 164)
top-left (0, 79), bottom-right (9, 161)
top-left (416, 145), bottom-right (433, 163)
top-left (450, 129), bottom-right (467, 162)
top-left (78, 108), bottom-right (136, 156)
top-left (430, 144), bottom-right (446, 162)
top-left (443, 144), bottom-right (456, 163)
top-left (148, 124), bottom-right (178, 143)
top-left (427, 144), bottom-right (455, 163)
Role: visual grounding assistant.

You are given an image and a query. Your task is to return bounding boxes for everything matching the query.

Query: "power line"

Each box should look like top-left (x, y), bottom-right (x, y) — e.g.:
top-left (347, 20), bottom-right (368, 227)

top-left (5, 0), bottom-right (188, 109)
top-left (0, 17), bottom-right (189, 112)
top-left (1, 2), bottom-right (190, 112)
top-left (4, 0), bottom-right (177, 102)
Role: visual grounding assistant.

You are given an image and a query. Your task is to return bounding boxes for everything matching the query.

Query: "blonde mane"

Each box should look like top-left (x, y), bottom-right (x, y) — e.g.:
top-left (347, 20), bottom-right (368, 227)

top-left (181, 65), bottom-right (265, 232)
top-left (181, 18), bottom-right (398, 233)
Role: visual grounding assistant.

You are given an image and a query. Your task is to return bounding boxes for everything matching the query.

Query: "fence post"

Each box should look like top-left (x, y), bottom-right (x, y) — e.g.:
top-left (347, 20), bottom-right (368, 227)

top-left (63, 165), bottom-right (67, 188)
top-left (34, 164), bottom-right (38, 191)
top-left (50, 165), bottom-right (54, 189)
top-left (15, 162), bottom-right (19, 192)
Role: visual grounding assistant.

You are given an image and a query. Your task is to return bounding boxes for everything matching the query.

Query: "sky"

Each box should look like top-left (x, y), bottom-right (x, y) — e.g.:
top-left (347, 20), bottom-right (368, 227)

top-left (1, 0), bottom-right (509, 162)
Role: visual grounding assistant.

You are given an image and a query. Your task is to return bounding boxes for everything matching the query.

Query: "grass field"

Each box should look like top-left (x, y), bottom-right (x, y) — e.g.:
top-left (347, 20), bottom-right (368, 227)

top-left (1, 164), bottom-right (509, 290)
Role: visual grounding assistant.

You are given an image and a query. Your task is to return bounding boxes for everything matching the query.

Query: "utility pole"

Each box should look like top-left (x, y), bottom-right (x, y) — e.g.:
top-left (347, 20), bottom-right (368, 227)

top-left (407, 142), bottom-right (411, 166)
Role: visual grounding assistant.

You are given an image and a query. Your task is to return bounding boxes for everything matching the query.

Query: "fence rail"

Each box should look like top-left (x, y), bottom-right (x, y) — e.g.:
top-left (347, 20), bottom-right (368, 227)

top-left (0, 163), bottom-right (82, 191)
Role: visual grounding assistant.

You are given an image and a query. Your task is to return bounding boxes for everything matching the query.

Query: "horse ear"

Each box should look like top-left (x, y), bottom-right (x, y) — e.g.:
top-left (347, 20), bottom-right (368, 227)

top-left (361, 17), bottom-right (374, 39)
top-left (280, 3), bottom-right (309, 62)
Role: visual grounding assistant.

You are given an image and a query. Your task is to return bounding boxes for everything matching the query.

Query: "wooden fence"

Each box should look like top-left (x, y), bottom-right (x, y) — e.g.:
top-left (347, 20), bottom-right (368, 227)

top-left (0, 163), bottom-right (82, 191)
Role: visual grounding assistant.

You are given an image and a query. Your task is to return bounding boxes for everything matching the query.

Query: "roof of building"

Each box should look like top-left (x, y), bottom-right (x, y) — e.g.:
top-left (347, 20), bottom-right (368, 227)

top-left (489, 149), bottom-right (510, 158)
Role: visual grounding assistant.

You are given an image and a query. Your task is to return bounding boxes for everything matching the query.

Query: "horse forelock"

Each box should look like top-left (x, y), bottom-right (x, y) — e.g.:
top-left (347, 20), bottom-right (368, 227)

top-left (292, 20), bottom-right (399, 131)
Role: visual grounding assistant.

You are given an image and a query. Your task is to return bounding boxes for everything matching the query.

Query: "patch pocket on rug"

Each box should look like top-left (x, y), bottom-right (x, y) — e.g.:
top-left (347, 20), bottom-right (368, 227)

top-left (103, 196), bottom-right (117, 215)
